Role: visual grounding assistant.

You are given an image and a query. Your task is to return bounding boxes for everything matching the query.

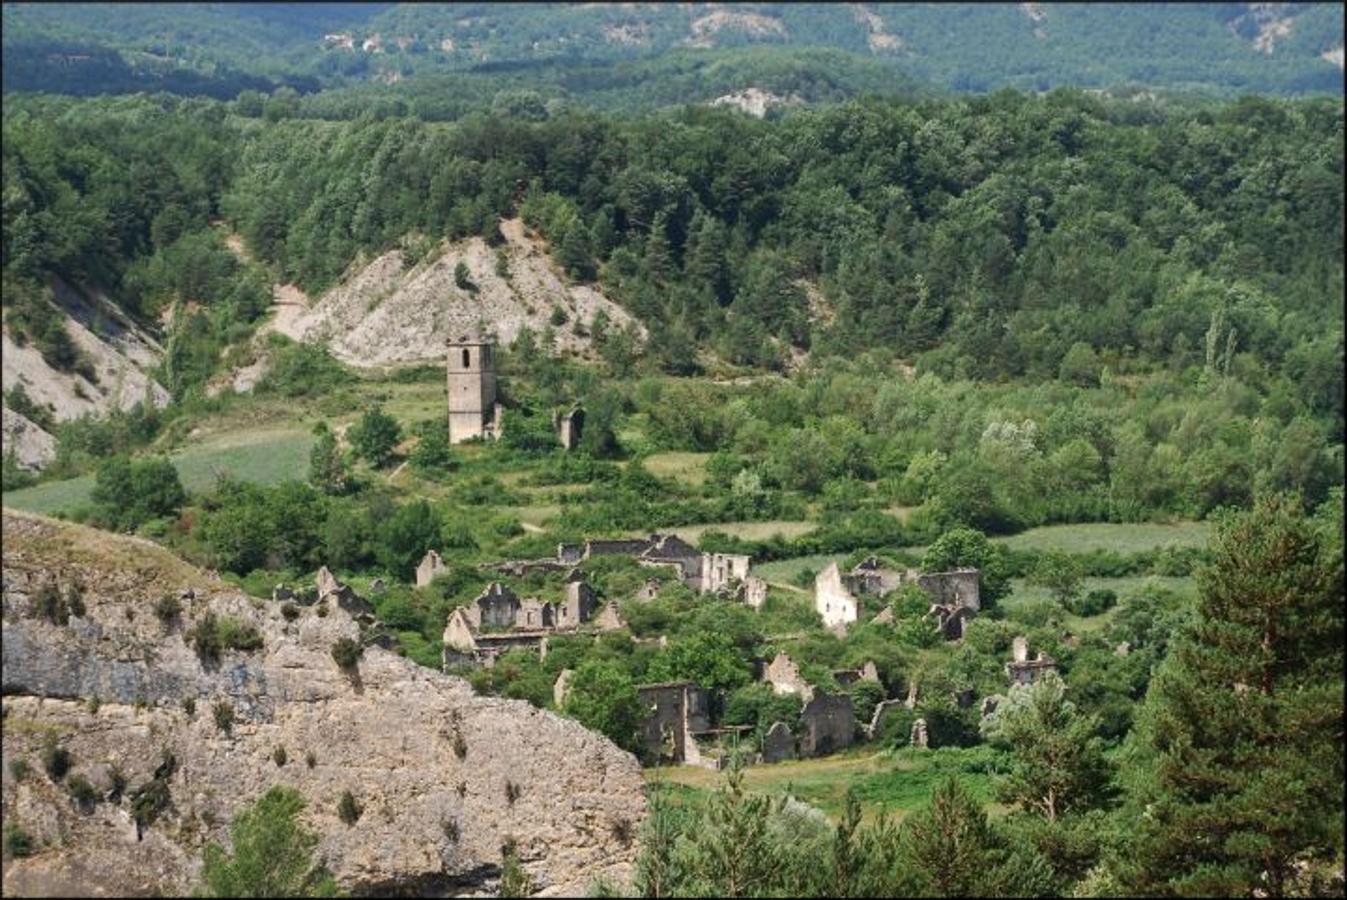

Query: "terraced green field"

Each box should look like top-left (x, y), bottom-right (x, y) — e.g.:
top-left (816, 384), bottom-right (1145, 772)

top-left (992, 521), bottom-right (1210, 554)
top-left (3, 427), bottom-right (314, 516)
top-left (648, 746), bottom-right (1004, 824)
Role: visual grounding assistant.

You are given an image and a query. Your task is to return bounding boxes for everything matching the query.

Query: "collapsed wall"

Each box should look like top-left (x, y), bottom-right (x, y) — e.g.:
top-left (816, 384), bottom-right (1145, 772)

top-left (0, 510), bottom-right (645, 897)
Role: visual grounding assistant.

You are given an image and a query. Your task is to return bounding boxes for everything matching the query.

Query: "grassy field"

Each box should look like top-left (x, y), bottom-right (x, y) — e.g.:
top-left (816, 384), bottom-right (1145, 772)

top-left (647, 747), bottom-right (1003, 824)
top-left (3, 427), bottom-right (314, 515)
top-left (642, 451), bottom-right (711, 486)
top-left (754, 553), bottom-right (842, 586)
top-left (1002, 575), bottom-right (1196, 632)
top-left (993, 521), bottom-right (1210, 554)
top-left (661, 520), bottom-right (817, 544)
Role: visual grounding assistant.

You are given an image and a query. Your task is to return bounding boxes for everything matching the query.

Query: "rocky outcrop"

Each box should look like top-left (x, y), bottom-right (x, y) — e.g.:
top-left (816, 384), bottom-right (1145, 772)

top-left (0, 511), bottom-right (645, 897)
top-left (273, 218), bottom-right (643, 368)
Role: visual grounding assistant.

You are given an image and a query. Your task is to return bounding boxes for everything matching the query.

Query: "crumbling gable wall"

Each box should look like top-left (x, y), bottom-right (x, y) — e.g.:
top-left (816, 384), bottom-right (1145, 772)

top-left (815, 562), bottom-right (859, 630)
top-left (799, 693), bottom-right (855, 757)
top-left (415, 550), bottom-right (448, 588)
top-left (917, 569), bottom-right (980, 611)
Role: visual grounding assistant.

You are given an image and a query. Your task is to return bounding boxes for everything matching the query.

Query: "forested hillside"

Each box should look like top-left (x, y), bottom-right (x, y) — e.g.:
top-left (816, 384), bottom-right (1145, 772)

top-left (5, 89), bottom-right (1343, 392)
top-left (3, 2), bottom-right (1343, 101)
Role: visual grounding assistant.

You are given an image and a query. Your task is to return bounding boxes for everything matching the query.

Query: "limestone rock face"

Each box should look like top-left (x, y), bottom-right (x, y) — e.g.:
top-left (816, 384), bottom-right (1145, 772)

top-left (0, 511), bottom-right (645, 897)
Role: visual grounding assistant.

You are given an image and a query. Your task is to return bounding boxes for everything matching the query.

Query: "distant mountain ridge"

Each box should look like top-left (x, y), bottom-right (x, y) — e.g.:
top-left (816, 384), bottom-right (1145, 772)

top-left (3, 2), bottom-right (1343, 101)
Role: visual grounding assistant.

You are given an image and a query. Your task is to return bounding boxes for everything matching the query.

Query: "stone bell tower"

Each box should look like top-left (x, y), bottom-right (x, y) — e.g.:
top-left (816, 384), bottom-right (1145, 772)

top-left (446, 334), bottom-right (499, 443)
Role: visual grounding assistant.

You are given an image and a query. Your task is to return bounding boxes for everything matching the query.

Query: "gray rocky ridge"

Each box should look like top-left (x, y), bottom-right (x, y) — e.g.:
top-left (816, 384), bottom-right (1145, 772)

top-left (0, 510), bottom-right (645, 897)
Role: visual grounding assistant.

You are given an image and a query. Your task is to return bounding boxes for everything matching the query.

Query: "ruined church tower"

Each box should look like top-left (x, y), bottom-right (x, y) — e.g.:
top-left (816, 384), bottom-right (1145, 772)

top-left (446, 335), bottom-right (499, 443)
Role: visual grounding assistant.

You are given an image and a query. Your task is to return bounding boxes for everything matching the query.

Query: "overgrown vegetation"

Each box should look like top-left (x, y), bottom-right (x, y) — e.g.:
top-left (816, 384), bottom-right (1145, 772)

top-left (200, 786), bottom-right (338, 897)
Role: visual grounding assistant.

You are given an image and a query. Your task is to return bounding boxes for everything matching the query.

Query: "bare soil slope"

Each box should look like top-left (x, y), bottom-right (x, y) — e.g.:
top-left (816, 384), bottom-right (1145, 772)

top-left (277, 219), bottom-right (643, 368)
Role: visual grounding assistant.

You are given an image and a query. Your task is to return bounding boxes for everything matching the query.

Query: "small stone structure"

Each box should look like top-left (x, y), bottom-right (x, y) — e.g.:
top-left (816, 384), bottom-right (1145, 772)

top-left (910, 717), bottom-right (929, 749)
top-left (870, 606), bottom-right (895, 625)
top-left (447, 335), bottom-right (502, 444)
top-left (798, 693), bottom-right (855, 757)
top-left (634, 579), bottom-right (663, 602)
top-left (416, 550), bottom-right (449, 588)
top-left (763, 652), bottom-right (814, 703)
top-left (594, 602), bottom-right (626, 631)
top-left (553, 668), bottom-right (575, 708)
top-left (637, 681), bottom-right (711, 765)
top-left (866, 699), bottom-right (907, 740)
top-left (927, 603), bottom-right (975, 640)
top-left (742, 575), bottom-right (768, 609)
top-left (918, 568), bottom-right (981, 611)
top-left (1005, 636), bottom-right (1058, 685)
top-left (557, 576), bottom-right (599, 627)
top-left (554, 405), bottom-right (585, 450)
top-left (315, 566), bottom-right (374, 620)
top-left (833, 661), bottom-right (880, 688)
top-left (762, 721), bottom-right (796, 763)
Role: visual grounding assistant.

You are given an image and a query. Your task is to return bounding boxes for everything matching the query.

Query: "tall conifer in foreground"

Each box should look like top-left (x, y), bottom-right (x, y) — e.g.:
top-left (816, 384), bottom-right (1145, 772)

top-left (1119, 492), bottom-right (1345, 897)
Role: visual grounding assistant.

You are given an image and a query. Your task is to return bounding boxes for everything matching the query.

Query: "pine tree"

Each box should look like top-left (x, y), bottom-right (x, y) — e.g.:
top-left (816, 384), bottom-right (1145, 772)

top-left (899, 776), bottom-right (997, 897)
top-left (682, 766), bottom-right (785, 897)
top-left (1119, 493), bottom-right (1344, 897)
top-left (307, 422), bottom-right (350, 495)
top-left (980, 673), bottom-right (1112, 821)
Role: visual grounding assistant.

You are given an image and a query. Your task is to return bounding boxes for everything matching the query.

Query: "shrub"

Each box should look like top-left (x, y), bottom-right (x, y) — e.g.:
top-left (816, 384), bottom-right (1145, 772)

top-left (337, 790), bottom-right (362, 825)
top-left (280, 602), bottom-right (300, 622)
top-left (190, 613), bottom-right (264, 664)
top-left (443, 819), bottom-right (461, 843)
top-left (86, 695), bottom-right (101, 714)
top-left (348, 407), bottom-right (402, 468)
top-left (1069, 588), bottom-right (1118, 617)
top-left (201, 786), bottom-right (337, 897)
top-left (9, 758), bottom-right (32, 781)
top-left (305, 751), bottom-right (317, 769)
top-left (41, 736), bottom-right (71, 781)
top-left (67, 773), bottom-right (99, 811)
top-left (4, 823), bottom-right (33, 858)
top-left (505, 781), bottom-right (521, 805)
top-left (64, 583), bottom-right (85, 619)
top-left (182, 696), bottom-right (197, 716)
top-left (108, 766), bottom-right (127, 802)
top-left (89, 455), bottom-right (187, 533)
top-left (155, 593), bottom-right (183, 624)
top-left (273, 745), bottom-right (288, 767)
top-left (331, 637), bottom-right (363, 672)
top-left (128, 751), bottom-right (175, 834)
top-left (213, 701), bottom-right (235, 734)
top-left (29, 581), bottom-right (68, 625)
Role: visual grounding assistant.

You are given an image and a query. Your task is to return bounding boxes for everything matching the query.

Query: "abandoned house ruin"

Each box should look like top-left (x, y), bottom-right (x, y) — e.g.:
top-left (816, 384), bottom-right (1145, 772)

top-left (762, 721), bottom-right (797, 764)
top-left (440, 577), bottom-right (607, 668)
top-left (1005, 636), bottom-right (1059, 686)
top-left (798, 693), bottom-right (856, 757)
top-left (762, 651), bottom-right (814, 703)
top-left (553, 534), bottom-right (760, 600)
top-left (554, 405), bottom-right (585, 450)
top-left (637, 681), bottom-right (712, 765)
top-left (817, 557), bottom-right (982, 638)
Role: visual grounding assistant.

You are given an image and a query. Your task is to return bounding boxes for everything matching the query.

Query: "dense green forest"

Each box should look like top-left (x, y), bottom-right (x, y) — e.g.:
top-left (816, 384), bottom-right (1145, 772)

top-left (5, 87), bottom-right (1343, 399)
top-left (4, 2), bottom-right (1343, 101)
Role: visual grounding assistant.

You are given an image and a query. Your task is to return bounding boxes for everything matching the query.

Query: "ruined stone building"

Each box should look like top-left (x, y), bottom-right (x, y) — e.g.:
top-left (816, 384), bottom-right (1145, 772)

top-left (818, 556), bottom-right (983, 640)
top-left (552, 534), bottom-right (758, 599)
top-left (415, 549), bottom-right (448, 588)
top-left (762, 721), bottom-right (797, 764)
top-left (815, 562), bottom-right (860, 630)
top-left (1005, 636), bottom-right (1059, 685)
top-left (440, 577), bottom-right (610, 668)
top-left (799, 693), bottom-right (855, 757)
top-left (554, 405), bottom-right (584, 450)
top-left (637, 681), bottom-right (712, 765)
top-left (833, 661), bottom-right (881, 688)
top-left (762, 652), bottom-right (814, 703)
top-left (447, 335), bottom-right (502, 444)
